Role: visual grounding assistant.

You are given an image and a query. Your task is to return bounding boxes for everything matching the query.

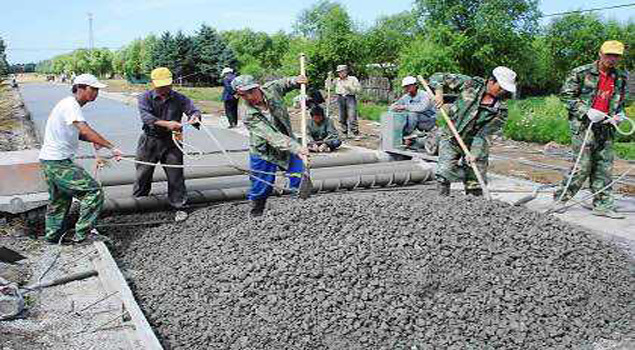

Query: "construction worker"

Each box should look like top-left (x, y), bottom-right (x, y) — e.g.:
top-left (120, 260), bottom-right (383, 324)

top-left (39, 74), bottom-right (123, 244)
top-left (231, 75), bottom-right (310, 217)
top-left (390, 76), bottom-right (437, 148)
top-left (308, 105), bottom-right (342, 153)
top-left (553, 40), bottom-right (629, 219)
top-left (330, 65), bottom-right (362, 140)
top-left (133, 67), bottom-right (202, 222)
top-left (431, 66), bottom-right (517, 196)
top-left (221, 67), bottom-right (239, 128)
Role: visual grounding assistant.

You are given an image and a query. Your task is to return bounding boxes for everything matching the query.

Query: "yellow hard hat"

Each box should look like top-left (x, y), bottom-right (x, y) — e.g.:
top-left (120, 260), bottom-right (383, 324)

top-left (600, 40), bottom-right (625, 55)
top-left (151, 67), bottom-right (173, 87)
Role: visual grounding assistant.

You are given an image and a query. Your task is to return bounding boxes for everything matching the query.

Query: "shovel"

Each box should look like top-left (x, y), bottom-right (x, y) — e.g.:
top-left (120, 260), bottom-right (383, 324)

top-left (298, 53), bottom-right (313, 199)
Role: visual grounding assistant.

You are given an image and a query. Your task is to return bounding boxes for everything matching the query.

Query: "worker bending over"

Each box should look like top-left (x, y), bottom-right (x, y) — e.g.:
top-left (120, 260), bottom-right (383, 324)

top-left (232, 75), bottom-right (310, 217)
top-left (431, 67), bottom-right (517, 196)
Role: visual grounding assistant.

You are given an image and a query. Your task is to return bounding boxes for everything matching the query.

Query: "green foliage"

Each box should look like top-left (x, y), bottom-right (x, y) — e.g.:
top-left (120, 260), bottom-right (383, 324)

top-left (398, 37), bottom-right (460, 79)
top-left (293, 0), bottom-right (341, 38)
top-left (504, 96), bottom-right (570, 144)
top-left (414, 0), bottom-right (541, 79)
top-left (364, 11), bottom-right (420, 79)
top-left (358, 102), bottom-right (388, 122)
top-left (222, 29), bottom-right (290, 79)
top-left (544, 14), bottom-right (634, 83)
top-left (615, 143), bottom-right (635, 160)
top-left (194, 24), bottom-right (237, 85)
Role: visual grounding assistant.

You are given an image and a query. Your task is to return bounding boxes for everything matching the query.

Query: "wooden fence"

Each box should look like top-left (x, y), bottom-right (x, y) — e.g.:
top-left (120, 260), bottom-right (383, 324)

top-left (360, 77), bottom-right (399, 103)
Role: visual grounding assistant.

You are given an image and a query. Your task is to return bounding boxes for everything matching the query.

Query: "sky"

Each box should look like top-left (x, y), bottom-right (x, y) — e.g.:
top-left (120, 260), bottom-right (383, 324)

top-left (2, 0), bottom-right (633, 64)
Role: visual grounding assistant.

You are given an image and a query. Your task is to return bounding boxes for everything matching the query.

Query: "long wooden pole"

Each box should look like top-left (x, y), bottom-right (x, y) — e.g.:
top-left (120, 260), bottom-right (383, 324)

top-left (417, 75), bottom-right (492, 200)
top-left (325, 71), bottom-right (332, 118)
top-left (300, 53), bottom-right (308, 148)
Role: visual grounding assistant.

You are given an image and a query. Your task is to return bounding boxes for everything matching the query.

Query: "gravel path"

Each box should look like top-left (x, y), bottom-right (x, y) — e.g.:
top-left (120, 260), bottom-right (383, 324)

top-left (108, 192), bottom-right (634, 349)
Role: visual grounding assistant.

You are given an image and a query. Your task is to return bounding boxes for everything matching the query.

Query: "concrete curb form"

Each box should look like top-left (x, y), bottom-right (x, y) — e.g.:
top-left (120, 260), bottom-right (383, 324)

top-left (93, 241), bottom-right (164, 350)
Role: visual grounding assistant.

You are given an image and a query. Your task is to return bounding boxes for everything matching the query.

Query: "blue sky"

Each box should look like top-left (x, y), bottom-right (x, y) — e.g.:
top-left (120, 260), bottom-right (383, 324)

top-left (2, 0), bottom-right (633, 64)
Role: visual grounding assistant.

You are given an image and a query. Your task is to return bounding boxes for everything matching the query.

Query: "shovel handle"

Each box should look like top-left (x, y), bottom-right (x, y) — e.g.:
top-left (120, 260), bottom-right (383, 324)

top-left (300, 53), bottom-right (308, 148)
top-left (417, 75), bottom-right (491, 200)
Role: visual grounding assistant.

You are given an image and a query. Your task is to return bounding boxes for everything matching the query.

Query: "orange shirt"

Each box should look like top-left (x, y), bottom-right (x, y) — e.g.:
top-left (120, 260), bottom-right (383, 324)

top-left (591, 69), bottom-right (615, 113)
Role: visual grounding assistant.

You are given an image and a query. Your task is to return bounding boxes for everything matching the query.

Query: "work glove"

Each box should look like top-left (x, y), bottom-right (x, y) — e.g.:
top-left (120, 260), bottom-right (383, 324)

top-left (607, 112), bottom-right (628, 126)
top-left (318, 144), bottom-right (330, 152)
top-left (587, 108), bottom-right (608, 123)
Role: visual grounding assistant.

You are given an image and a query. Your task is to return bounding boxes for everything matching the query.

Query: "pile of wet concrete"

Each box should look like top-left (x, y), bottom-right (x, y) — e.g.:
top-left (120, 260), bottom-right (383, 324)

top-left (108, 191), bottom-right (634, 349)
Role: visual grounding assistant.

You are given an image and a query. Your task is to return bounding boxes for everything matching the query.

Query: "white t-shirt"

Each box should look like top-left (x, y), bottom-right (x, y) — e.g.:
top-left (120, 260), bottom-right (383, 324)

top-left (39, 96), bottom-right (86, 160)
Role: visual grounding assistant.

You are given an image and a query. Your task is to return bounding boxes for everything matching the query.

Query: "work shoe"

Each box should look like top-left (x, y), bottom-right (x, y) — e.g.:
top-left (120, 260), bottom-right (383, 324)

top-left (437, 182), bottom-right (451, 196)
top-left (465, 188), bottom-right (483, 197)
top-left (44, 232), bottom-right (73, 245)
top-left (250, 199), bottom-right (267, 217)
top-left (174, 210), bottom-right (188, 222)
top-left (592, 209), bottom-right (625, 219)
top-left (71, 228), bottom-right (111, 245)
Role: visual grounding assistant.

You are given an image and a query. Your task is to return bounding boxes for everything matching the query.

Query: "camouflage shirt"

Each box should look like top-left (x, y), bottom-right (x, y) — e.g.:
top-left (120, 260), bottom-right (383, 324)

top-left (243, 77), bottom-right (303, 168)
top-left (429, 73), bottom-right (508, 138)
top-left (308, 117), bottom-right (340, 143)
top-left (560, 62), bottom-right (629, 121)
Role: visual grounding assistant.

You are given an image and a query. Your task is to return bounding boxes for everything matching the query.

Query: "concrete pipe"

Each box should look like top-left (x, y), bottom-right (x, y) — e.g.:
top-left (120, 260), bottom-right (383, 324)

top-left (82, 151), bottom-right (392, 187)
top-left (102, 160), bottom-right (433, 214)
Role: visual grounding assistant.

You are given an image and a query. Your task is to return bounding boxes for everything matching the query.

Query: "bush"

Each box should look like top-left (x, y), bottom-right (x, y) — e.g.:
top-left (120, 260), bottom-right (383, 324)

top-left (358, 102), bottom-right (388, 122)
top-left (504, 96), bottom-right (570, 144)
top-left (615, 143), bottom-right (635, 160)
top-left (397, 38), bottom-right (459, 79)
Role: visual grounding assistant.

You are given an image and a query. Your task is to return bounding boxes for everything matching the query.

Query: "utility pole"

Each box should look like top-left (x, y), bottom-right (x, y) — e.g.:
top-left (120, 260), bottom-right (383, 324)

top-left (88, 12), bottom-right (94, 51)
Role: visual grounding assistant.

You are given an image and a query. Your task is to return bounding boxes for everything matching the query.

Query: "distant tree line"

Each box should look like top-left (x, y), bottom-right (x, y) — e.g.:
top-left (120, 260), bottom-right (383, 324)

top-left (30, 0), bottom-right (633, 95)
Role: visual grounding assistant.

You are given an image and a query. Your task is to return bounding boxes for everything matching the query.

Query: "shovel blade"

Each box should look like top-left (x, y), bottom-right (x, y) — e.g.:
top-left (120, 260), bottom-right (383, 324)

top-left (298, 172), bottom-right (313, 200)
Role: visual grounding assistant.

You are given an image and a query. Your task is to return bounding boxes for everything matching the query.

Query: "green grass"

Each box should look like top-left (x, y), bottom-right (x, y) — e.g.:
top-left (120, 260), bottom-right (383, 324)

top-left (176, 86), bottom-right (223, 102)
top-left (615, 143), bottom-right (635, 160)
top-left (358, 102), bottom-right (388, 122)
top-left (504, 96), bottom-right (571, 144)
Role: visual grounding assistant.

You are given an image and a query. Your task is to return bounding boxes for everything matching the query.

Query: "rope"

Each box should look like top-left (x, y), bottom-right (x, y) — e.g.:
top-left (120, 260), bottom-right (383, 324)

top-left (555, 122), bottom-right (594, 204)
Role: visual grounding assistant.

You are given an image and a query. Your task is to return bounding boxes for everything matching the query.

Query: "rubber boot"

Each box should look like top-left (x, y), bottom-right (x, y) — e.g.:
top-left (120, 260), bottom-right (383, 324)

top-left (250, 198), bottom-right (267, 217)
top-left (465, 188), bottom-right (483, 197)
top-left (437, 181), bottom-right (451, 196)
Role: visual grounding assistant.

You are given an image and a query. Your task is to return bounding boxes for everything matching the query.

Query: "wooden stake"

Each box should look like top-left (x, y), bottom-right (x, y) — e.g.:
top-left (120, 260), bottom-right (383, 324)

top-left (300, 53), bottom-right (308, 148)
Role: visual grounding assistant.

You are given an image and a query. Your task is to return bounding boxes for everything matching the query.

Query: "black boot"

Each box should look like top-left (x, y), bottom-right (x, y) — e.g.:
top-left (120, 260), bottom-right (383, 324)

top-left (250, 198), bottom-right (267, 217)
top-left (437, 181), bottom-right (451, 196)
top-left (465, 188), bottom-right (483, 197)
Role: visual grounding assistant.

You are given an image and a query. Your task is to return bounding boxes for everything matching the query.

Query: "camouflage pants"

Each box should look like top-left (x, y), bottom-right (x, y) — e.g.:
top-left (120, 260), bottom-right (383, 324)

top-left (436, 133), bottom-right (490, 190)
top-left (554, 123), bottom-right (615, 210)
top-left (40, 159), bottom-right (104, 241)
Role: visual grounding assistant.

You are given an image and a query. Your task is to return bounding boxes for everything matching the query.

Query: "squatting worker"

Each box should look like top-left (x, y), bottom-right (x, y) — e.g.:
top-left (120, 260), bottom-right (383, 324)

top-left (330, 64), bottom-right (362, 140)
top-left (134, 67), bottom-right (202, 221)
top-left (39, 74), bottom-right (123, 244)
top-left (431, 66), bottom-right (517, 196)
top-left (308, 105), bottom-right (342, 153)
top-left (221, 67), bottom-right (239, 128)
top-left (390, 76), bottom-right (437, 146)
top-left (232, 74), bottom-right (310, 217)
top-left (553, 40), bottom-right (629, 219)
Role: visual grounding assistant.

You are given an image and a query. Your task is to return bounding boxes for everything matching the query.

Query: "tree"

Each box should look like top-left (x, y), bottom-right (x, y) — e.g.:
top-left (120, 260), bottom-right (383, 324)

top-left (364, 10), bottom-right (420, 79)
top-left (398, 37), bottom-right (460, 80)
top-left (293, 0), bottom-right (340, 38)
top-left (0, 36), bottom-right (9, 77)
top-left (414, 0), bottom-right (541, 80)
top-left (193, 24), bottom-right (236, 85)
top-left (545, 14), bottom-right (634, 83)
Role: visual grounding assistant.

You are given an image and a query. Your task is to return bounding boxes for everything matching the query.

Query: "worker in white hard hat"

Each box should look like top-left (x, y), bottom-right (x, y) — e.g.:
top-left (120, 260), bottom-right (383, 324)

top-left (327, 64), bottom-right (362, 140)
top-left (221, 67), bottom-right (239, 128)
top-left (390, 76), bottom-right (437, 148)
top-left (430, 66), bottom-right (517, 196)
top-left (39, 74), bottom-right (123, 244)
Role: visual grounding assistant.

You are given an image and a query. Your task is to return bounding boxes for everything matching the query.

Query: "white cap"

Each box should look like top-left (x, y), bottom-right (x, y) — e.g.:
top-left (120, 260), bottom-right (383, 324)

top-left (73, 74), bottom-right (107, 89)
top-left (401, 76), bottom-right (417, 87)
top-left (221, 67), bottom-right (234, 76)
top-left (492, 66), bottom-right (516, 93)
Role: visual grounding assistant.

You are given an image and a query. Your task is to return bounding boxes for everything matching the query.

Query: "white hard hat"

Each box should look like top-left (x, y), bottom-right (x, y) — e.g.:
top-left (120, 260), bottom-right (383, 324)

top-left (221, 67), bottom-right (234, 76)
top-left (336, 64), bottom-right (348, 72)
top-left (492, 66), bottom-right (517, 93)
top-left (73, 73), bottom-right (107, 89)
top-left (401, 76), bottom-right (417, 87)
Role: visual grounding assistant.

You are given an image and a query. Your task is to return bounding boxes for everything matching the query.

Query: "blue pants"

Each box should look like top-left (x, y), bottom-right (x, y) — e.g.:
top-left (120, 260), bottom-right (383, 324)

top-left (248, 154), bottom-right (304, 200)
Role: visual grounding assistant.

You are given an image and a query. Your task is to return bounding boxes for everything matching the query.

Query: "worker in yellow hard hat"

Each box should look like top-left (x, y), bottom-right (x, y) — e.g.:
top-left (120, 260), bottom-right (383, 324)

top-left (554, 40), bottom-right (629, 219)
top-left (133, 67), bottom-right (203, 222)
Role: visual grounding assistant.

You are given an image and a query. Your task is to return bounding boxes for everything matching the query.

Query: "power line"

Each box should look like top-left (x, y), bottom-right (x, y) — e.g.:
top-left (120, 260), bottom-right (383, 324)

top-left (541, 3), bottom-right (635, 17)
